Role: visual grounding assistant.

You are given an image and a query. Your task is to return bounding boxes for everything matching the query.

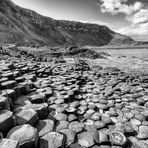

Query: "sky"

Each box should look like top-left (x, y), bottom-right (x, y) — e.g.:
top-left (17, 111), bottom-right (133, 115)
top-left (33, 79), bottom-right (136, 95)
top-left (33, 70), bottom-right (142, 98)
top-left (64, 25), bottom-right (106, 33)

top-left (11, 0), bottom-right (148, 41)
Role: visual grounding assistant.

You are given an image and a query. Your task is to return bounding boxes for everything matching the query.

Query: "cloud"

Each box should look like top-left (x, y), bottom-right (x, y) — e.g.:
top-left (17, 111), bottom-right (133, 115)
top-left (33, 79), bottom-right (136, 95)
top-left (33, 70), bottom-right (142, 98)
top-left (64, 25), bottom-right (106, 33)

top-left (100, 0), bottom-right (143, 15)
top-left (126, 9), bottom-right (148, 25)
top-left (100, 0), bottom-right (148, 41)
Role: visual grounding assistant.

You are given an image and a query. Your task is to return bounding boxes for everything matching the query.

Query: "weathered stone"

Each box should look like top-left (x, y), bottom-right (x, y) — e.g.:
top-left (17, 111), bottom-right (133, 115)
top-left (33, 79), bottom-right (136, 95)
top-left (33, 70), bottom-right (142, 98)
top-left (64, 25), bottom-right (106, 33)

top-left (110, 117), bottom-right (118, 124)
top-left (100, 145), bottom-right (111, 148)
top-left (0, 138), bottom-right (19, 148)
top-left (31, 103), bottom-right (49, 119)
top-left (60, 129), bottom-right (75, 145)
top-left (101, 114), bottom-right (112, 125)
top-left (0, 110), bottom-right (14, 133)
top-left (1, 80), bottom-right (17, 89)
top-left (94, 121), bottom-right (106, 129)
top-left (36, 119), bottom-right (55, 137)
top-left (68, 143), bottom-right (84, 148)
top-left (130, 136), bottom-right (148, 148)
top-left (124, 123), bottom-right (135, 136)
top-left (109, 131), bottom-right (127, 146)
top-left (91, 112), bottom-right (101, 121)
top-left (130, 119), bottom-right (141, 126)
top-left (54, 113), bottom-right (68, 121)
top-left (84, 119), bottom-right (94, 126)
top-left (85, 125), bottom-right (100, 144)
top-left (68, 114), bottom-right (77, 122)
top-left (7, 124), bottom-right (38, 148)
top-left (124, 112), bottom-right (134, 120)
top-left (2, 89), bottom-right (17, 101)
top-left (54, 98), bottom-right (64, 105)
top-left (56, 121), bottom-right (69, 132)
top-left (78, 132), bottom-right (95, 147)
top-left (137, 126), bottom-right (148, 139)
top-left (114, 123), bottom-right (125, 133)
top-left (40, 132), bottom-right (65, 148)
top-left (69, 121), bottom-right (84, 133)
top-left (0, 96), bottom-right (10, 110)
top-left (66, 107), bottom-right (76, 113)
top-left (134, 114), bottom-right (145, 121)
top-left (30, 94), bottom-right (45, 103)
top-left (91, 145), bottom-right (100, 148)
top-left (96, 103), bottom-right (109, 110)
top-left (98, 130), bottom-right (109, 143)
top-left (15, 109), bottom-right (38, 126)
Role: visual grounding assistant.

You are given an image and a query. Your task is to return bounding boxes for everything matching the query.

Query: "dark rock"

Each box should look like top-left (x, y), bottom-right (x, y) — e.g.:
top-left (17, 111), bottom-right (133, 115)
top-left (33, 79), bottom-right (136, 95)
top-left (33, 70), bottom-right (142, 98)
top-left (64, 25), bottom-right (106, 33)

top-left (30, 94), bottom-right (45, 103)
top-left (0, 110), bottom-right (14, 134)
top-left (15, 109), bottom-right (38, 126)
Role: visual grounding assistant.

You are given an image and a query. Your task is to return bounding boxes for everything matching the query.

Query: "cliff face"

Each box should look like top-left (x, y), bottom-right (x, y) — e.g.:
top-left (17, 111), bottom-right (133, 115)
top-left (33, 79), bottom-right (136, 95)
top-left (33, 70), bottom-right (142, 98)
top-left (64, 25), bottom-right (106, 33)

top-left (0, 0), bottom-right (135, 46)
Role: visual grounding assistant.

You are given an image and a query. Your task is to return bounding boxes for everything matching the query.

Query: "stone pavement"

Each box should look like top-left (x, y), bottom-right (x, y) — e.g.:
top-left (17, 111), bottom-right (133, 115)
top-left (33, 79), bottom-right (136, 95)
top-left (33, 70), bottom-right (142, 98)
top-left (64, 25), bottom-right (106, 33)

top-left (0, 55), bottom-right (148, 148)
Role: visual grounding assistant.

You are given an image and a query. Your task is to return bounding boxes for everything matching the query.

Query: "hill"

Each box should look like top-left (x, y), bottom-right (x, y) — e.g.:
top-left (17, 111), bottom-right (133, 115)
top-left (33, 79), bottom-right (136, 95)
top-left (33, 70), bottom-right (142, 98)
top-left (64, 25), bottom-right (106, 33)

top-left (0, 0), bottom-right (135, 46)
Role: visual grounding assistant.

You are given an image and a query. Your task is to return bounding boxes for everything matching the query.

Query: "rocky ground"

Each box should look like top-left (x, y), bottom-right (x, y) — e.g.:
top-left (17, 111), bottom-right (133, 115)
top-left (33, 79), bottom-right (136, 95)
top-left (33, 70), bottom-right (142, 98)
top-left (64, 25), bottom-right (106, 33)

top-left (1, 47), bottom-right (148, 148)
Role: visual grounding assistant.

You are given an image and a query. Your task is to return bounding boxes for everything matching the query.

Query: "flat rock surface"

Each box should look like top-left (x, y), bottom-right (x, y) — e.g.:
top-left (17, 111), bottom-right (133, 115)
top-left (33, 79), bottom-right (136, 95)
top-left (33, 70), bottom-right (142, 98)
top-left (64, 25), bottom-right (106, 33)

top-left (0, 138), bottom-right (19, 148)
top-left (40, 132), bottom-right (65, 148)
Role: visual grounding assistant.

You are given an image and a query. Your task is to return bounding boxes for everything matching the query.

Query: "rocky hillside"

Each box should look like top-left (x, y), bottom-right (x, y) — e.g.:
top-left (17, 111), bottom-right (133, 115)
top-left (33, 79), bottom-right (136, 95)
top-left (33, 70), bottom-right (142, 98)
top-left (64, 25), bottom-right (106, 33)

top-left (0, 0), bottom-right (135, 46)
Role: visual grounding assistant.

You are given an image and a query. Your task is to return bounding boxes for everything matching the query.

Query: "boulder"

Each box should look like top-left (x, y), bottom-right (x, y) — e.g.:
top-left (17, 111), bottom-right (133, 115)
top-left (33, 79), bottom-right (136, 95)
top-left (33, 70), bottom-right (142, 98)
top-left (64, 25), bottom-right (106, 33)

top-left (7, 124), bottom-right (38, 148)
top-left (98, 130), bottom-right (109, 143)
top-left (94, 121), bottom-right (106, 129)
top-left (56, 121), bottom-right (69, 132)
top-left (36, 119), bottom-right (55, 137)
top-left (40, 132), bottom-right (65, 148)
top-left (1, 81), bottom-right (17, 89)
top-left (15, 109), bottom-right (39, 126)
top-left (31, 103), bottom-right (49, 119)
top-left (0, 110), bottom-right (14, 133)
top-left (0, 96), bottom-right (10, 110)
top-left (101, 114), bottom-right (112, 125)
top-left (54, 113), bottom-right (68, 121)
top-left (60, 129), bottom-right (76, 145)
top-left (69, 121), bottom-right (84, 133)
top-left (109, 131), bottom-right (127, 146)
top-left (2, 89), bottom-right (16, 102)
top-left (137, 126), bottom-right (148, 139)
top-left (77, 132), bottom-right (95, 147)
top-left (30, 94), bottom-right (45, 103)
